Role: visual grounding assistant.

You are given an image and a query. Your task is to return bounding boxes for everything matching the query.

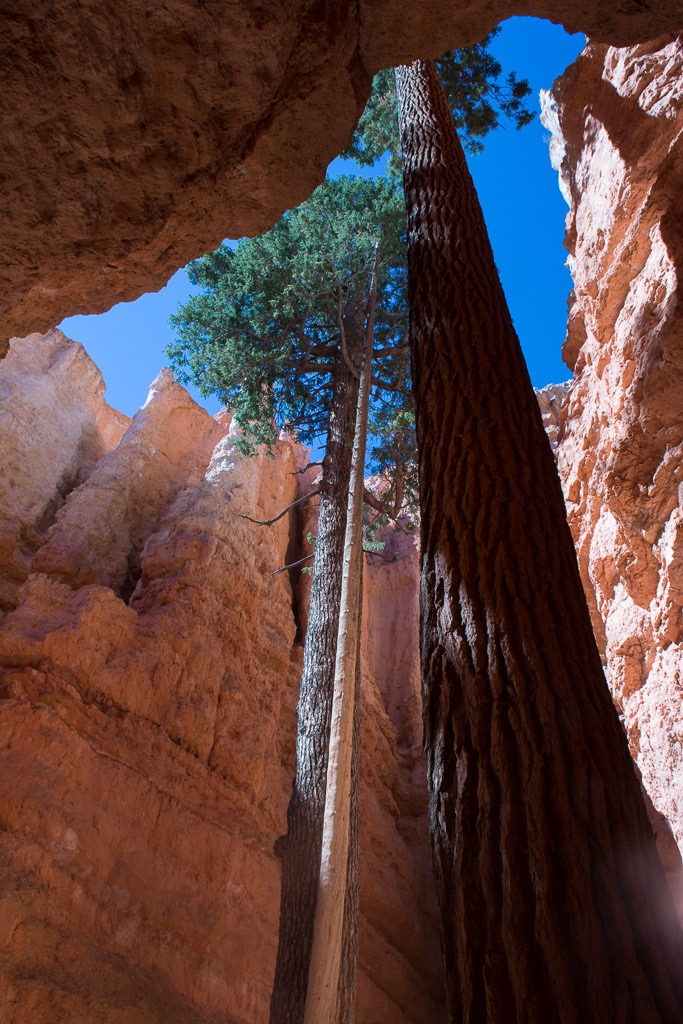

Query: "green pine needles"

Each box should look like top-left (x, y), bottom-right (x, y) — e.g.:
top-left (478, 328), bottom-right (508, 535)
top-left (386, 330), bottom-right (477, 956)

top-left (167, 176), bottom-right (412, 478)
top-left (343, 27), bottom-right (533, 175)
top-left (167, 28), bottom-right (533, 516)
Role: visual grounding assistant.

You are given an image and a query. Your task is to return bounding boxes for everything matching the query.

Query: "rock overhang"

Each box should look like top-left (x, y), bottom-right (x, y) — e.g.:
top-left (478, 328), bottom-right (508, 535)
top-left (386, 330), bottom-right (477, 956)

top-left (2, 0), bottom-right (683, 343)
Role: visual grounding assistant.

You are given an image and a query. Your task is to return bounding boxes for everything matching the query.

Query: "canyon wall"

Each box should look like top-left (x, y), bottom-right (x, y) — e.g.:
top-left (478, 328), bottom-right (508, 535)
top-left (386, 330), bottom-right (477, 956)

top-left (3, 29), bottom-right (683, 1021)
top-left (541, 36), bottom-right (683, 865)
top-left (3, 1), bottom-right (683, 344)
top-left (0, 331), bottom-right (444, 1022)
top-left (0, 332), bottom-right (130, 613)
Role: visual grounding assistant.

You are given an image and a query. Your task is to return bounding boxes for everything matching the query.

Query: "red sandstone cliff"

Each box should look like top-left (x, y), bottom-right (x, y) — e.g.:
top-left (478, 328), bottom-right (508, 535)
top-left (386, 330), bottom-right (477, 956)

top-left (0, 331), bottom-right (444, 1022)
top-left (3, 32), bottom-right (683, 1021)
top-left (541, 37), bottom-right (683, 886)
top-left (0, 332), bottom-right (130, 612)
top-left (2, 1), bottom-right (681, 344)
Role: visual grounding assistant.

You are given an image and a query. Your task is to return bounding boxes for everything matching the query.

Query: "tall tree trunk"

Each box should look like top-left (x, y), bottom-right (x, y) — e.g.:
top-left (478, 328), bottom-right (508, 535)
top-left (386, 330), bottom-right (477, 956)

top-left (395, 59), bottom-right (683, 1024)
top-left (270, 307), bottom-right (364, 1024)
top-left (303, 265), bottom-right (376, 1024)
top-left (335, 601), bottom-right (362, 1024)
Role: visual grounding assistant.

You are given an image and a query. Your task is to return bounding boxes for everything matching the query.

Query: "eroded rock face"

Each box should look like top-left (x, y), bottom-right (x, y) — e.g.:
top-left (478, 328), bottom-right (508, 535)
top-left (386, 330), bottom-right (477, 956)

top-left (0, 330), bottom-right (129, 613)
top-left (535, 380), bottom-right (571, 450)
top-left (3, 1), bottom-right (683, 341)
top-left (0, 334), bottom-right (443, 1021)
top-left (32, 367), bottom-right (226, 598)
top-left (541, 35), bottom-right (683, 855)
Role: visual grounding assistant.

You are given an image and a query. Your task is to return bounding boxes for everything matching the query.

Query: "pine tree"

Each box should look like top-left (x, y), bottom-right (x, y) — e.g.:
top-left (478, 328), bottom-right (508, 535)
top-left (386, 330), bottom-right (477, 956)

top-left (303, 250), bottom-right (377, 1024)
top-left (167, 175), bottom-right (413, 1023)
top-left (349, 31), bottom-right (683, 1022)
top-left (343, 27), bottom-right (533, 177)
top-left (395, 56), bottom-right (683, 1023)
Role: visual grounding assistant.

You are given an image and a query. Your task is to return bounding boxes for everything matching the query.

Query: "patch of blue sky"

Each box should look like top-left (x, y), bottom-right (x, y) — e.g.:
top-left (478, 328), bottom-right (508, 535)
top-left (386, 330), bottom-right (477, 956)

top-left (60, 17), bottom-right (584, 419)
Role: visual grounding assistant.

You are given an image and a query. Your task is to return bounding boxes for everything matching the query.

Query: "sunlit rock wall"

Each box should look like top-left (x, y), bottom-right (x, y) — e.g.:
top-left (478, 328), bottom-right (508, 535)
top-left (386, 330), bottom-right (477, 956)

top-left (0, 331), bottom-right (129, 613)
top-left (541, 35), bottom-right (683, 858)
top-left (0, 331), bottom-right (444, 1022)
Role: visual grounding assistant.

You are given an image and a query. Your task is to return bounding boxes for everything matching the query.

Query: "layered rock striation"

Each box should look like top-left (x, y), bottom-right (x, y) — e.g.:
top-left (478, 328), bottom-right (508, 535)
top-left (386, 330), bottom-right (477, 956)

top-left (541, 36), bottom-right (683, 862)
top-left (3, 1), bottom-right (683, 343)
top-left (0, 332), bottom-right (444, 1022)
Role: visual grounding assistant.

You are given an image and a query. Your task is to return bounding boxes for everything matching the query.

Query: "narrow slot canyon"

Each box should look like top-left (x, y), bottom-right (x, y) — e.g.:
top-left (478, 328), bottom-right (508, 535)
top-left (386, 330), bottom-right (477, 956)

top-left (1, 4), bottom-right (682, 1022)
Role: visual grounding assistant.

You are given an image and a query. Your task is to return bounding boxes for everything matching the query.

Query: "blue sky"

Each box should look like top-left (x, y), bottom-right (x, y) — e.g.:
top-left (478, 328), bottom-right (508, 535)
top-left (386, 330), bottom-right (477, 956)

top-left (60, 17), bottom-right (585, 418)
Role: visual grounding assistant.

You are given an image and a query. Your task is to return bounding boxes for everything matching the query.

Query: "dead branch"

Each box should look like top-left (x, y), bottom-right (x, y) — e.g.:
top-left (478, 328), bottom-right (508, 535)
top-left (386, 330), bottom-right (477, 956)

top-left (363, 471), bottom-right (404, 519)
top-left (271, 553), bottom-right (315, 576)
top-left (290, 461), bottom-right (323, 476)
top-left (238, 489), bottom-right (321, 528)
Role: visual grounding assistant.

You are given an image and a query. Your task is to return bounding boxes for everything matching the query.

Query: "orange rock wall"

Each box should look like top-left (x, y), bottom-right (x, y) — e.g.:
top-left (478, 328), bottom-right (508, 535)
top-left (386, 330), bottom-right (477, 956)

top-left (541, 36), bottom-right (683, 859)
top-left (0, 332), bottom-right (444, 1022)
top-left (3, 1), bottom-right (683, 342)
top-left (0, 331), bottom-right (129, 612)
top-left (4, 32), bottom-right (683, 1017)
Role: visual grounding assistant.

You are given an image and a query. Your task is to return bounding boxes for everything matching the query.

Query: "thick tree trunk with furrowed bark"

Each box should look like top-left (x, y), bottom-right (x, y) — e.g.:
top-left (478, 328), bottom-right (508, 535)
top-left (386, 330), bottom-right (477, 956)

top-left (270, 307), bottom-right (364, 1024)
top-left (395, 59), bottom-right (683, 1024)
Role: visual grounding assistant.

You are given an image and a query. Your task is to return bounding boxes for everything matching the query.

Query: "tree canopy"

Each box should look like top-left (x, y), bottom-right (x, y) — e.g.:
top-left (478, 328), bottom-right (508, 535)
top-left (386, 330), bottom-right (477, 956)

top-left (167, 32), bottom-right (533, 504)
top-left (167, 175), bottom-right (410, 465)
top-left (343, 27), bottom-right (534, 175)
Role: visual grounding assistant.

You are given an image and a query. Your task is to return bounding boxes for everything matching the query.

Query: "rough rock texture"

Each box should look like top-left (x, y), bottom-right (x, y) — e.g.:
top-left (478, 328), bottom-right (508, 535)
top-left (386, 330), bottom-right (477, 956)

top-left (541, 36), bottom-right (683, 858)
top-left (3, 1), bottom-right (683, 341)
top-left (0, 330), bottom-right (129, 613)
top-left (0, 335), bottom-right (443, 1021)
top-left (535, 380), bottom-right (571, 450)
top-left (32, 367), bottom-right (226, 599)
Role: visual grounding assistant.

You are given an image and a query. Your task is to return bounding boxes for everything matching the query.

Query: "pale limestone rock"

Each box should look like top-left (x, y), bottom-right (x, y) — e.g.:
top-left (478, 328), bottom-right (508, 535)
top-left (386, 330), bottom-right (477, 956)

top-left (535, 381), bottom-right (571, 450)
top-left (542, 36), bottom-right (683, 856)
top-left (0, 330), bottom-right (129, 612)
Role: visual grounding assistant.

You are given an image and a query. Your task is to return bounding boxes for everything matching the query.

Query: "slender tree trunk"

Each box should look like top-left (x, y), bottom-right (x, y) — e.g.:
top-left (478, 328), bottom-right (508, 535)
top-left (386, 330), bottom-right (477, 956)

top-left (335, 597), bottom-right (362, 1024)
top-left (303, 265), bottom-right (376, 1024)
top-left (395, 59), bottom-right (683, 1024)
top-left (270, 307), bottom-right (365, 1024)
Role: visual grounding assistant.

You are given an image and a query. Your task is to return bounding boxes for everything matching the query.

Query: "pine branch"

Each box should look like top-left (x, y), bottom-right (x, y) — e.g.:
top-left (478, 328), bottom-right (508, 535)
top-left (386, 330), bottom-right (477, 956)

top-left (363, 479), bottom-right (404, 519)
top-left (370, 375), bottom-right (411, 394)
top-left (373, 342), bottom-right (410, 357)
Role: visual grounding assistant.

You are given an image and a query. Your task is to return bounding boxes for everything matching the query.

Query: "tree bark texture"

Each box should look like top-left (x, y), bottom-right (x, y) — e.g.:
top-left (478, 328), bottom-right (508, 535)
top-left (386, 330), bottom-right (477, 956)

top-left (335, 603), bottom-right (361, 1024)
top-left (270, 314), bottom-right (364, 1024)
top-left (395, 59), bottom-right (683, 1024)
top-left (303, 283), bottom-right (375, 1024)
